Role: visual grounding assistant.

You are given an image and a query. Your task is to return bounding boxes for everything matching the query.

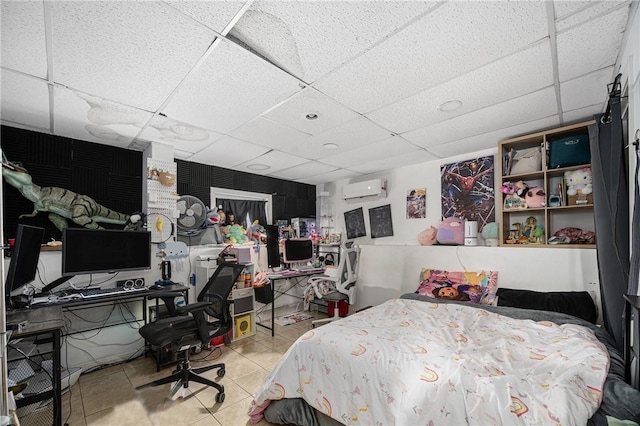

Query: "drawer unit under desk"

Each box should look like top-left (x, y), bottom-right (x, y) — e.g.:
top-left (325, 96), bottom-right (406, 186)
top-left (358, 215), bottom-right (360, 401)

top-left (231, 287), bottom-right (255, 315)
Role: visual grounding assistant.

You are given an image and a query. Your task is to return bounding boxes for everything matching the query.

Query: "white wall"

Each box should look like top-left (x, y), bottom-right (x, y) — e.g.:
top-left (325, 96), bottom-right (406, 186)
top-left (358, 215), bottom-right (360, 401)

top-left (319, 147), bottom-right (602, 317)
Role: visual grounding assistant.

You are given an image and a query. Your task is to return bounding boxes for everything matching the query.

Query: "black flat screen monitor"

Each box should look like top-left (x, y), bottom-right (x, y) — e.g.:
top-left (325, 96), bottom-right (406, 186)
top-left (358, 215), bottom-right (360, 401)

top-left (282, 238), bottom-right (313, 264)
top-left (265, 225), bottom-right (280, 268)
top-left (62, 228), bottom-right (151, 276)
top-left (5, 225), bottom-right (44, 296)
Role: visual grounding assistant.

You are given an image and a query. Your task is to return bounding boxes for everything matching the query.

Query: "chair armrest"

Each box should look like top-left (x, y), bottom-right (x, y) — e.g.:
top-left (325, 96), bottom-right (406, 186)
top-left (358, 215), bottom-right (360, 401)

top-left (307, 275), bottom-right (338, 299)
top-left (147, 292), bottom-right (183, 317)
top-left (175, 301), bottom-right (213, 316)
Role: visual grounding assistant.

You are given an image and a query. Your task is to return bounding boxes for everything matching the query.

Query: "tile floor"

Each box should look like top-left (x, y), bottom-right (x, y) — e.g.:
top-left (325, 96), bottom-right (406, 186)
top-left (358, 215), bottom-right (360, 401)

top-left (59, 309), bottom-right (328, 426)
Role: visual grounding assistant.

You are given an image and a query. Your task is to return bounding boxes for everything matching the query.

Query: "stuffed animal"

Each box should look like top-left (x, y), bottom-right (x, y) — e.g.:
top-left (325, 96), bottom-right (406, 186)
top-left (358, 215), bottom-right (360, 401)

top-left (247, 220), bottom-right (266, 243)
top-left (565, 168), bottom-right (593, 196)
top-left (225, 223), bottom-right (248, 244)
top-left (525, 187), bottom-right (546, 208)
top-left (480, 222), bottom-right (499, 246)
top-left (418, 226), bottom-right (438, 245)
top-left (500, 180), bottom-right (529, 197)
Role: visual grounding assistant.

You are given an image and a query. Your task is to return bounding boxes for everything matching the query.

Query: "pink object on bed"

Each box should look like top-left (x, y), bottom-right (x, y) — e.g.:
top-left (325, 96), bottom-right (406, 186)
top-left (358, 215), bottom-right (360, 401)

top-left (416, 268), bottom-right (498, 304)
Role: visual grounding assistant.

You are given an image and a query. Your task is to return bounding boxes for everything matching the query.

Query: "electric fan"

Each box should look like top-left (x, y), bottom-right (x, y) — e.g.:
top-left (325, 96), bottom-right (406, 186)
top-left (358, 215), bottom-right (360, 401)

top-left (176, 195), bottom-right (207, 235)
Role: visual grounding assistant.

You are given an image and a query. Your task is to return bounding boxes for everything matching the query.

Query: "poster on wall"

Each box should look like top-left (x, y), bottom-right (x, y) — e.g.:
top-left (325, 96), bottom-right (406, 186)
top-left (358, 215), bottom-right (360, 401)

top-left (440, 155), bottom-right (495, 230)
top-left (344, 207), bottom-right (366, 239)
top-left (369, 204), bottom-right (394, 238)
top-left (406, 188), bottom-right (426, 219)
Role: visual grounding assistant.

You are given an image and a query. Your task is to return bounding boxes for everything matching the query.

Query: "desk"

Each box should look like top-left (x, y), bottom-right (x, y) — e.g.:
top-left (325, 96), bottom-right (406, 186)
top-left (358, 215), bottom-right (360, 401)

top-left (257, 270), bottom-right (325, 336)
top-left (6, 306), bottom-right (64, 426)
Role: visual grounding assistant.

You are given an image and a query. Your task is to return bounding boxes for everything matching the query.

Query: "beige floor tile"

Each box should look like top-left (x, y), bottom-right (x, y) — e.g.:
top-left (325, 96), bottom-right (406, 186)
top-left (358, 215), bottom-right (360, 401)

top-left (61, 384), bottom-right (86, 425)
top-left (78, 364), bottom-right (124, 385)
top-left (140, 385), bottom-right (212, 425)
top-left (243, 351), bottom-right (285, 372)
top-left (210, 396), bottom-right (254, 425)
top-left (256, 336), bottom-right (295, 352)
top-left (82, 384), bottom-right (139, 417)
top-left (194, 377), bottom-right (252, 411)
top-left (230, 341), bottom-right (270, 356)
top-left (84, 398), bottom-right (151, 426)
top-left (233, 368), bottom-right (269, 396)
top-left (189, 413), bottom-right (222, 425)
top-left (80, 370), bottom-right (131, 400)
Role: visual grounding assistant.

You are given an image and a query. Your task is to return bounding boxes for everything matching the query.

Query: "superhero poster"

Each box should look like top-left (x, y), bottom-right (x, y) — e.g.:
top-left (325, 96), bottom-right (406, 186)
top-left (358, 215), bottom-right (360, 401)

top-left (440, 155), bottom-right (495, 231)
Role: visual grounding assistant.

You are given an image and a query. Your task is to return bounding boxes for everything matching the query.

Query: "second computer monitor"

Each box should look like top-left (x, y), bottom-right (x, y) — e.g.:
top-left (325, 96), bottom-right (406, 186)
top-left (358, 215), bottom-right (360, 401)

top-left (282, 238), bottom-right (313, 264)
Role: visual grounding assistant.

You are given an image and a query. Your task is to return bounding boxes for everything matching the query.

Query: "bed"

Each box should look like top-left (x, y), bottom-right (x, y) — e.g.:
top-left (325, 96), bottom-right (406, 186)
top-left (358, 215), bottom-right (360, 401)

top-left (248, 293), bottom-right (640, 425)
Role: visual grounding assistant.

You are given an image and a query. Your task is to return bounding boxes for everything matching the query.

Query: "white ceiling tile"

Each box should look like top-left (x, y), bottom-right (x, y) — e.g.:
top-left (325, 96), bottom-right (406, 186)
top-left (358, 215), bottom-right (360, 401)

top-left (162, 39), bottom-right (303, 134)
top-left (320, 135), bottom-right (420, 169)
top-left (136, 115), bottom-right (224, 154)
top-left (165, 1), bottom-right (247, 33)
top-left (349, 149), bottom-right (437, 174)
top-left (429, 116), bottom-right (561, 159)
top-left (556, 6), bottom-right (629, 82)
top-left (190, 136), bottom-right (270, 168)
top-left (562, 104), bottom-right (604, 123)
top-left (1, 1), bottom-right (47, 78)
top-left (1, 71), bottom-right (50, 131)
top-left (367, 40), bottom-right (554, 134)
top-left (556, 1), bottom-right (629, 32)
top-left (229, 1), bottom-right (439, 82)
top-left (403, 87), bottom-right (558, 148)
top-left (53, 88), bottom-right (149, 148)
top-left (230, 117), bottom-right (312, 151)
top-left (263, 87), bottom-right (360, 135)
top-left (560, 66), bottom-right (614, 112)
top-left (553, 1), bottom-right (593, 20)
top-left (50, 1), bottom-right (217, 111)
top-left (237, 150), bottom-right (308, 174)
top-left (268, 161), bottom-right (337, 181)
top-left (314, 1), bottom-right (548, 114)
top-left (298, 168), bottom-right (364, 185)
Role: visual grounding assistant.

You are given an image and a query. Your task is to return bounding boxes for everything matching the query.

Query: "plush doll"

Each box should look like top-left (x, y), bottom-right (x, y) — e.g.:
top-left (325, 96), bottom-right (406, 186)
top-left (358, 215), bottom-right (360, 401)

top-left (418, 226), bottom-right (438, 245)
top-left (247, 220), bottom-right (266, 243)
top-left (480, 222), bottom-right (499, 246)
top-left (500, 180), bottom-right (528, 197)
top-left (565, 168), bottom-right (593, 196)
top-left (525, 187), bottom-right (546, 208)
top-left (225, 223), bottom-right (248, 244)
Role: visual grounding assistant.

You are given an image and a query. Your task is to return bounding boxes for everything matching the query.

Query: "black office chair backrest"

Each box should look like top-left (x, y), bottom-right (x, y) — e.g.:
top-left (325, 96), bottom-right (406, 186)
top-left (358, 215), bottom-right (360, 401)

top-left (198, 262), bottom-right (245, 322)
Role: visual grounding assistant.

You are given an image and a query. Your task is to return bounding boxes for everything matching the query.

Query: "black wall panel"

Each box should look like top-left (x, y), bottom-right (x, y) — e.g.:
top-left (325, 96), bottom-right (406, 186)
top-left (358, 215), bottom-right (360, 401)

top-left (2, 126), bottom-right (316, 243)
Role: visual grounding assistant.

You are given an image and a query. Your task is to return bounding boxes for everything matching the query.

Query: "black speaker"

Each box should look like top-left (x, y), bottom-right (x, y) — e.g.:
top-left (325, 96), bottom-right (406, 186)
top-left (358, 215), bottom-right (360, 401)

top-left (117, 278), bottom-right (145, 289)
top-left (265, 225), bottom-right (280, 268)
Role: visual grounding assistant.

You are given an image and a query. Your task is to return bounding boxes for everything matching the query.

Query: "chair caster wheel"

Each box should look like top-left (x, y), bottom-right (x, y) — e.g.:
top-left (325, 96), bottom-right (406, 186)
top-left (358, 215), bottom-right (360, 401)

top-left (217, 368), bottom-right (225, 377)
top-left (216, 392), bottom-right (225, 403)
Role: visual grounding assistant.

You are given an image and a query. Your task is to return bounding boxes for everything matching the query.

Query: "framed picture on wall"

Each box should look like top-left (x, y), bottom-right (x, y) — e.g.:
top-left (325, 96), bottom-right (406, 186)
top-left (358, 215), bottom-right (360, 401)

top-left (369, 204), bottom-right (393, 238)
top-left (406, 188), bottom-right (426, 219)
top-left (344, 207), bottom-right (366, 239)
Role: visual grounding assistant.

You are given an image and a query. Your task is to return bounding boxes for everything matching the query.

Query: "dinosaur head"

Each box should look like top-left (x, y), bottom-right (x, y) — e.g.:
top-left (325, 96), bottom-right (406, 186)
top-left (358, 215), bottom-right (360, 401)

top-left (2, 159), bottom-right (33, 188)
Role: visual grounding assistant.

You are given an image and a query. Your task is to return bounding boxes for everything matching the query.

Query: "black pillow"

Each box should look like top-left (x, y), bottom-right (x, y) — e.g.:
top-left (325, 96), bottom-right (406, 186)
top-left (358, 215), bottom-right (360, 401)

top-left (496, 288), bottom-right (597, 324)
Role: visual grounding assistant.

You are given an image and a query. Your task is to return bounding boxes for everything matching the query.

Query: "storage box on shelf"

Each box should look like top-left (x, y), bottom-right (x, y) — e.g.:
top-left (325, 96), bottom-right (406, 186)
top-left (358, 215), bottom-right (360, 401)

top-left (497, 120), bottom-right (596, 248)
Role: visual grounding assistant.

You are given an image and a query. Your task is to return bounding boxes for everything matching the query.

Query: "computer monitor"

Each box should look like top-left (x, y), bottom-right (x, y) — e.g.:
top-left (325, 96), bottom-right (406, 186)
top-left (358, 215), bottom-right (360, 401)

top-left (4, 225), bottom-right (45, 298)
top-left (61, 228), bottom-right (151, 276)
top-left (282, 238), bottom-right (313, 264)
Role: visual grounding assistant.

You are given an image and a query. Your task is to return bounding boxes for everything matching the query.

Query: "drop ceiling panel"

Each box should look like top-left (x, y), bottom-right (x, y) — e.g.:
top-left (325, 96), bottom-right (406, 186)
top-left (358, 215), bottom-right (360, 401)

top-left (137, 115), bottom-right (224, 155)
top-left (300, 168), bottom-right (363, 185)
top-left (165, 1), bottom-right (248, 33)
top-left (404, 87), bottom-right (558, 148)
top-left (1, 1), bottom-right (47, 78)
top-left (553, 1), bottom-right (593, 20)
top-left (556, 6), bottom-right (628, 82)
top-left (556, 1), bottom-right (629, 32)
top-left (230, 0), bottom-right (439, 82)
top-left (562, 104), bottom-right (603, 123)
top-left (263, 87), bottom-right (360, 135)
top-left (268, 161), bottom-right (337, 181)
top-left (50, 1), bottom-right (216, 111)
top-left (349, 149), bottom-right (437, 174)
top-left (314, 1), bottom-right (548, 114)
top-left (429, 116), bottom-right (560, 158)
top-left (162, 39), bottom-right (303, 134)
top-left (561, 66), bottom-right (614, 112)
top-left (1, 72), bottom-right (50, 131)
top-left (53, 87), bottom-right (148, 148)
top-left (367, 40), bottom-right (554, 134)
top-left (229, 117), bottom-right (312, 151)
top-left (320, 136), bottom-right (420, 169)
top-left (190, 136), bottom-right (270, 168)
top-left (236, 150), bottom-right (308, 174)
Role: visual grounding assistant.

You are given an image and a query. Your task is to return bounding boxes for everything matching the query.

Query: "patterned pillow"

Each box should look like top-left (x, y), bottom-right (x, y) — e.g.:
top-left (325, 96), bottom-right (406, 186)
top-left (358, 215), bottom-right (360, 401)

top-left (416, 269), bottom-right (498, 305)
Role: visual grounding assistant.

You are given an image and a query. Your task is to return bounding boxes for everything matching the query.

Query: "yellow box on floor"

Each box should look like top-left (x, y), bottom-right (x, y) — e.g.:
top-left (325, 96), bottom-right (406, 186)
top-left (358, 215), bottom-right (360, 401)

top-left (235, 315), bottom-right (252, 337)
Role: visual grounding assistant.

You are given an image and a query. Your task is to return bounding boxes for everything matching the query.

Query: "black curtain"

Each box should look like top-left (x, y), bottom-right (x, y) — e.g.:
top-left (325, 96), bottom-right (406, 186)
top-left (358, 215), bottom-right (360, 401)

top-left (217, 198), bottom-right (267, 228)
top-left (588, 81), bottom-right (630, 350)
top-left (629, 136), bottom-right (640, 295)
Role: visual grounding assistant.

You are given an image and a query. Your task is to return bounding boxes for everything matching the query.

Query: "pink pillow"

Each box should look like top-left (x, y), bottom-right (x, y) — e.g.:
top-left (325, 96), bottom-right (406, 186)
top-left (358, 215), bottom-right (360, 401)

top-left (416, 269), bottom-right (498, 305)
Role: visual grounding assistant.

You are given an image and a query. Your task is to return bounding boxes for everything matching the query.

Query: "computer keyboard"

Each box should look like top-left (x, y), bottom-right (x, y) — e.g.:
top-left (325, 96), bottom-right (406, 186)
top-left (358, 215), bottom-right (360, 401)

top-left (79, 286), bottom-right (147, 299)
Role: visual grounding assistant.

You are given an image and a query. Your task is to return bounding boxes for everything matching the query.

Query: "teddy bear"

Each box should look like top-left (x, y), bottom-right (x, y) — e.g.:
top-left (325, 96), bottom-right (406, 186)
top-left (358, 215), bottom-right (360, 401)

top-left (564, 168), bottom-right (593, 196)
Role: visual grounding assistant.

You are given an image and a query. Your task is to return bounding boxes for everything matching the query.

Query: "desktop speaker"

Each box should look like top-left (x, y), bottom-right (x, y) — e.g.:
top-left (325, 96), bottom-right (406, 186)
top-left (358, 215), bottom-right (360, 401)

top-left (117, 278), bottom-right (145, 289)
top-left (235, 315), bottom-right (251, 337)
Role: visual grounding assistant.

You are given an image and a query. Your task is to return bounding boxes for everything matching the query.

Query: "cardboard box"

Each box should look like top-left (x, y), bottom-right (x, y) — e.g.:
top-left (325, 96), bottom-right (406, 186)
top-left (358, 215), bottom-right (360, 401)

top-left (568, 193), bottom-right (593, 206)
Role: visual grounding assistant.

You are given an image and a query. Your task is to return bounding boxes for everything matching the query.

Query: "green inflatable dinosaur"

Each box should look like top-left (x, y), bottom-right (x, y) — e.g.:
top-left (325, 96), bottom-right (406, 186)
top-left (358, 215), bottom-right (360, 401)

top-left (2, 159), bottom-right (133, 231)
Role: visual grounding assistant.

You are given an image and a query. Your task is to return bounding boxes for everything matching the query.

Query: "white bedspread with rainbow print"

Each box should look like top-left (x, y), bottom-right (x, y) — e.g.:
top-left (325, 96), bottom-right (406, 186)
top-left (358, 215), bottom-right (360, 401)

top-left (249, 298), bottom-right (609, 425)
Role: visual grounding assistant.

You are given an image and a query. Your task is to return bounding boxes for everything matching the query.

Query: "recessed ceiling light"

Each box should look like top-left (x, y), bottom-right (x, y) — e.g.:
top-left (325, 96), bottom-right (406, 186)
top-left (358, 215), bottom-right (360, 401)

top-left (323, 143), bottom-right (338, 150)
top-left (437, 100), bottom-right (463, 112)
top-left (247, 164), bottom-right (270, 170)
top-left (305, 113), bottom-right (319, 120)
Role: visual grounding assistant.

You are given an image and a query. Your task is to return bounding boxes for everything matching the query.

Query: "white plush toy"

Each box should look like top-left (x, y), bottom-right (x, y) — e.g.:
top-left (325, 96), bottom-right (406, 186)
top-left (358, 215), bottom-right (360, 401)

top-left (564, 168), bottom-right (593, 196)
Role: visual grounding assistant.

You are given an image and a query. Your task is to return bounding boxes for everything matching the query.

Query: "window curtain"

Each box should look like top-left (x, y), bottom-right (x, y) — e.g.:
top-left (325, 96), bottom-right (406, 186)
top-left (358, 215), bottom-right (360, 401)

top-left (217, 198), bottom-right (267, 228)
top-left (588, 77), bottom-right (630, 350)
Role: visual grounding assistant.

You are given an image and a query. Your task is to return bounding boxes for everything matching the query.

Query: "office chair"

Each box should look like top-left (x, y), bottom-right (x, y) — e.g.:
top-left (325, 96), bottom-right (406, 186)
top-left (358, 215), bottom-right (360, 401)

top-left (308, 241), bottom-right (361, 327)
top-left (136, 262), bottom-right (245, 403)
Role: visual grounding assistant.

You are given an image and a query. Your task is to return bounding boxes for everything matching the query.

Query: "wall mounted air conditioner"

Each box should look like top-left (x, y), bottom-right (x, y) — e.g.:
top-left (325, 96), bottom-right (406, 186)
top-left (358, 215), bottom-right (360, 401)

top-left (342, 179), bottom-right (387, 200)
